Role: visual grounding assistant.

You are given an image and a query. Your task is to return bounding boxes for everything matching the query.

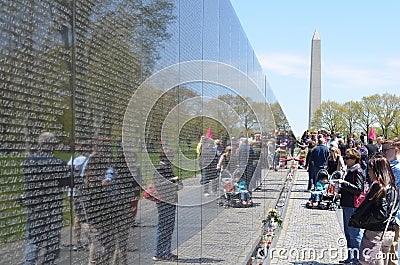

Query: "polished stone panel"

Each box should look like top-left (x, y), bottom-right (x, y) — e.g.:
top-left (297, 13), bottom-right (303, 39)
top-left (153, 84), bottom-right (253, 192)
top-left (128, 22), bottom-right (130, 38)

top-left (0, 0), bottom-right (290, 264)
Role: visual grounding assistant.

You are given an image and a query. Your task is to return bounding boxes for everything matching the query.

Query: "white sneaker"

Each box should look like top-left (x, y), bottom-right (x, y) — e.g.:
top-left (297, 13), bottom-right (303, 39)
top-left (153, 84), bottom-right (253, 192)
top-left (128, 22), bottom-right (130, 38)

top-left (204, 192), bottom-right (210, 197)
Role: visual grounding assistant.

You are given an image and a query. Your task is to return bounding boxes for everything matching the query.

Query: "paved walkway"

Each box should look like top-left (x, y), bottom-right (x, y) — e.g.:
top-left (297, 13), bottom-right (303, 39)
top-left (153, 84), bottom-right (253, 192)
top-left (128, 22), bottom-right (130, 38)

top-left (269, 170), bottom-right (347, 265)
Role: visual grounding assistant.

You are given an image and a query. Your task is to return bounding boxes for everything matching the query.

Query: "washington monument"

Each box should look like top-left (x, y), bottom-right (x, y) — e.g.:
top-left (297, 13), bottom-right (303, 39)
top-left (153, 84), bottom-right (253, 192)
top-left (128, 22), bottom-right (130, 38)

top-left (308, 30), bottom-right (321, 129)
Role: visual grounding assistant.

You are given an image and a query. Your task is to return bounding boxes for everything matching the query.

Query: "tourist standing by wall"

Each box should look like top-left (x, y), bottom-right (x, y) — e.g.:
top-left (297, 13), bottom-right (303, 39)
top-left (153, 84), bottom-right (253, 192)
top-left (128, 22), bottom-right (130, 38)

top-left (153, 148), bottom-right (179, 262)
top-left (22, 132), bottom-right (70, 265)
top-left (325, 146), bottom-right (346, 175)
top-left (200, 138), bottom-right (218, 196)
top-left (335, 148), bottom-right (365, 264)
top-left (82, 138), bottom-right (116, 265)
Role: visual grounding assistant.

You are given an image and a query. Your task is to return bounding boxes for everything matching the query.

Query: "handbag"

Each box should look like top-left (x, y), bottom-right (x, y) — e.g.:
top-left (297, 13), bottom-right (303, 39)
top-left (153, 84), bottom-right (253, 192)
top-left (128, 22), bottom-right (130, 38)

top-left (354, 189), bottom-right (367, 208)
top-left (143, 183), bottom-right (161, 203)
top-left (353, 171), bottom-right (368, 208)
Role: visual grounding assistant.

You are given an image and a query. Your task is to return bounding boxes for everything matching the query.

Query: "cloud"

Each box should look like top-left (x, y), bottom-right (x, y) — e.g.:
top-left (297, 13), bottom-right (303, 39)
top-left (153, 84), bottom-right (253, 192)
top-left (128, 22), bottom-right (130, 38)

top-left (385, 59), bottom-right (400, 68)
top-left (324, 60), bottom-right (400, 91)
top-left (258, 52), bottom-right (400, 91)
top-left (258, 53), bottom-right (309, 79)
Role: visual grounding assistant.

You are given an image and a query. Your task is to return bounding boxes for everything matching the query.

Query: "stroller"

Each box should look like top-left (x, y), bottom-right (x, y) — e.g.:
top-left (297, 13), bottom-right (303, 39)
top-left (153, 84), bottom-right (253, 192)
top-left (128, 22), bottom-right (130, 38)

top-left (217, 169), bottom-right (252, 208)
top-left (306, 169), bottom-right (342, 210)
top-left (321, 170), bottom-right (342, 210)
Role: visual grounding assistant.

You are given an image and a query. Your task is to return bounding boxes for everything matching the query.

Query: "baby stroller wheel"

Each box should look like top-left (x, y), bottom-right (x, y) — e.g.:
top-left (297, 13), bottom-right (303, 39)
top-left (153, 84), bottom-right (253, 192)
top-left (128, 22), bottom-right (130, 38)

top-left (306, 201), bottom-right (313, 209)
top-left (328, 203), bottom-right (337, 211)
top-left (318, 202), bottom-right (328, 210)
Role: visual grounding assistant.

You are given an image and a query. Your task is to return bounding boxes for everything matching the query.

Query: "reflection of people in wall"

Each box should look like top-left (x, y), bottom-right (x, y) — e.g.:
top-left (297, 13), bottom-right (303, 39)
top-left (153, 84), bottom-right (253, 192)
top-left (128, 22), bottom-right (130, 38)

top-left (237, 137), bottom-right (255, 190)
top-left (199, 138), bottom-right (218, 196)
top-left (22, 132), bottom-right (70, 265)
top-left (110, 143), bottom-right (139, 265)
top-left (67, 144), bottom-right (90, 251)
top-left (153, 148), bottom-right (179, 262)
top-left (82, 137), bottom-right (116, 265)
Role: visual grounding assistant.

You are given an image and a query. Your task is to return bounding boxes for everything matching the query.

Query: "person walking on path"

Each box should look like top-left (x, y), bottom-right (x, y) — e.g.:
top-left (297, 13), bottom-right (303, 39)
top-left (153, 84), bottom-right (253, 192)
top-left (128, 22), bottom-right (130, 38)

top-left (381, 137), bottom-right (400, 264)
top-left (304, 140), bottom-right (317, 190)
top-left (308, 138), bottom-right (330, 190)
top-left (349, 155), bottom-right (399, 265)
top-left (335, 148), bottom-right (365, 264)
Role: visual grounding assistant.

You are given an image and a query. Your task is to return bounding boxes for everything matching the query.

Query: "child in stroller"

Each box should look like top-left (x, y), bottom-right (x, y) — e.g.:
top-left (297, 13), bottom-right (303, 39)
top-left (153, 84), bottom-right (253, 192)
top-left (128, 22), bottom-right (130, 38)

top-left (306, 169), bottom-right (329, 208)
top-left (306, 169), bottom-right (342, 210)
top-left (237, 179), bottom-right (252, 206)
top-left (218, 169), bottom-right (252, 208)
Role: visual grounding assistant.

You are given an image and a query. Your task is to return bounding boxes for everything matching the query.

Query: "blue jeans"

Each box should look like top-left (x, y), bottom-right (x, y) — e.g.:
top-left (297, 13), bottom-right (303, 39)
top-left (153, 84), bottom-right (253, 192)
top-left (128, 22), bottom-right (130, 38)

top-left (154, 202), bottom-right (176, 257)
top-left (310, 191), bottom-right (322, 202)
top-left (23, 212), bottom-right (62, 265)
top-left (307, 167), bottom-right (316, 190)
top-left (23, 231), bottom-right (61, 265)
top-left (342, 207), bottom-right (363, 262)
top-left (239, 190), bottom-right (251, 201)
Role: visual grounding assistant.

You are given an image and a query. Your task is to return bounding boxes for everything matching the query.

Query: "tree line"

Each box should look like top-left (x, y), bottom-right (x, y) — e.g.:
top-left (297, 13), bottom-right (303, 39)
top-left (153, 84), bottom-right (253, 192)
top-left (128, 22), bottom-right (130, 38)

top-left (310, 93), bottom-right (400, 138)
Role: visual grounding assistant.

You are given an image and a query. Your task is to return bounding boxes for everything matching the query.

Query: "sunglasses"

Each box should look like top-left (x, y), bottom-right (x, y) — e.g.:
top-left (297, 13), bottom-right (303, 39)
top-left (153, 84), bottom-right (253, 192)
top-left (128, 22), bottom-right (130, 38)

top-left (345, 157), bottom-right (355, 160)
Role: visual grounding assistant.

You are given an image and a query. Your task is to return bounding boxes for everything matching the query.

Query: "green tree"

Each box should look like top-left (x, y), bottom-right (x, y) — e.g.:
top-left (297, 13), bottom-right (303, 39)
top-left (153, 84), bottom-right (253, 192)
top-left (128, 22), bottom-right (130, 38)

top-left (358, 95), bottom-right (378, 138)
top-left (310, 101), bottom-right (344, 133)
top-left (392, 113), bottom-right (400, 137)
top-left (270, 102), bottom-right (290, 132)
top-left (369, 93), bottom-right (400, 138)
top-left (217, 94), bottom-right (259, 136)
top-left (75, 0), bottom-right (175, 141)
top-left (342, 100), bottom-right (360, 136)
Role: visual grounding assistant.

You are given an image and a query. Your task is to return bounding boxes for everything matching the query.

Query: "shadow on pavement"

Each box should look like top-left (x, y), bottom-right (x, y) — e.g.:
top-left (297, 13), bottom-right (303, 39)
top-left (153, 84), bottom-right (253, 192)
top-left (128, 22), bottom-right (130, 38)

top-left (177, 257), bottom-right (225, 263)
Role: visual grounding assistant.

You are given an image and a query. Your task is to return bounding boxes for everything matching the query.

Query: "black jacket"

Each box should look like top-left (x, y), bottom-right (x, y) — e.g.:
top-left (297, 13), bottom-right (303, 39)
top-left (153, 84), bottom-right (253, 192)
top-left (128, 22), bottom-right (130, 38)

top-left (154, 161), bottom-right (178, 204)
top-left (339, 164), bottom-right (365, 208)
top-left (349, 183), bottom-right (399, 231)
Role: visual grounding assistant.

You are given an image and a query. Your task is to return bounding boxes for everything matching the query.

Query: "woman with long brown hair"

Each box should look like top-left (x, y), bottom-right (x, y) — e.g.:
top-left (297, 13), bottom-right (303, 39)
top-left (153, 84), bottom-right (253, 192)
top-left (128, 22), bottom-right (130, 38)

top-left (349, 155), bottom-right (399, 264)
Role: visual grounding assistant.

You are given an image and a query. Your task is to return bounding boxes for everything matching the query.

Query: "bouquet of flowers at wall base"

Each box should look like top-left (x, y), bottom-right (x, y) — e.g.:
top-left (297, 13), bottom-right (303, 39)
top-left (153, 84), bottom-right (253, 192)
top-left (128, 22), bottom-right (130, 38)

top-left (262, 208), bottom-right (283, 227)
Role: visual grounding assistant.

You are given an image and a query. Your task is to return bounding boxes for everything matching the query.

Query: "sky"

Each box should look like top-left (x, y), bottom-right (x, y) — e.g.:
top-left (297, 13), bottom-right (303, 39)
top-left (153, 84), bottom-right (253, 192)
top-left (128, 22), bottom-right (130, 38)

top-left (230, 1), bottom-right (400, 137)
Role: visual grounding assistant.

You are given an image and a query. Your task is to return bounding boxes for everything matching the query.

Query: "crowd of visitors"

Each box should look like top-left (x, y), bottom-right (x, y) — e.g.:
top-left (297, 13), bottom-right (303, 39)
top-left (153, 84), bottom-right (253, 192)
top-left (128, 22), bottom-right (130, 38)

top-left (299, 129), bottom-right (400, 264)
top-left (196, 132), bottom-right (264, 196)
